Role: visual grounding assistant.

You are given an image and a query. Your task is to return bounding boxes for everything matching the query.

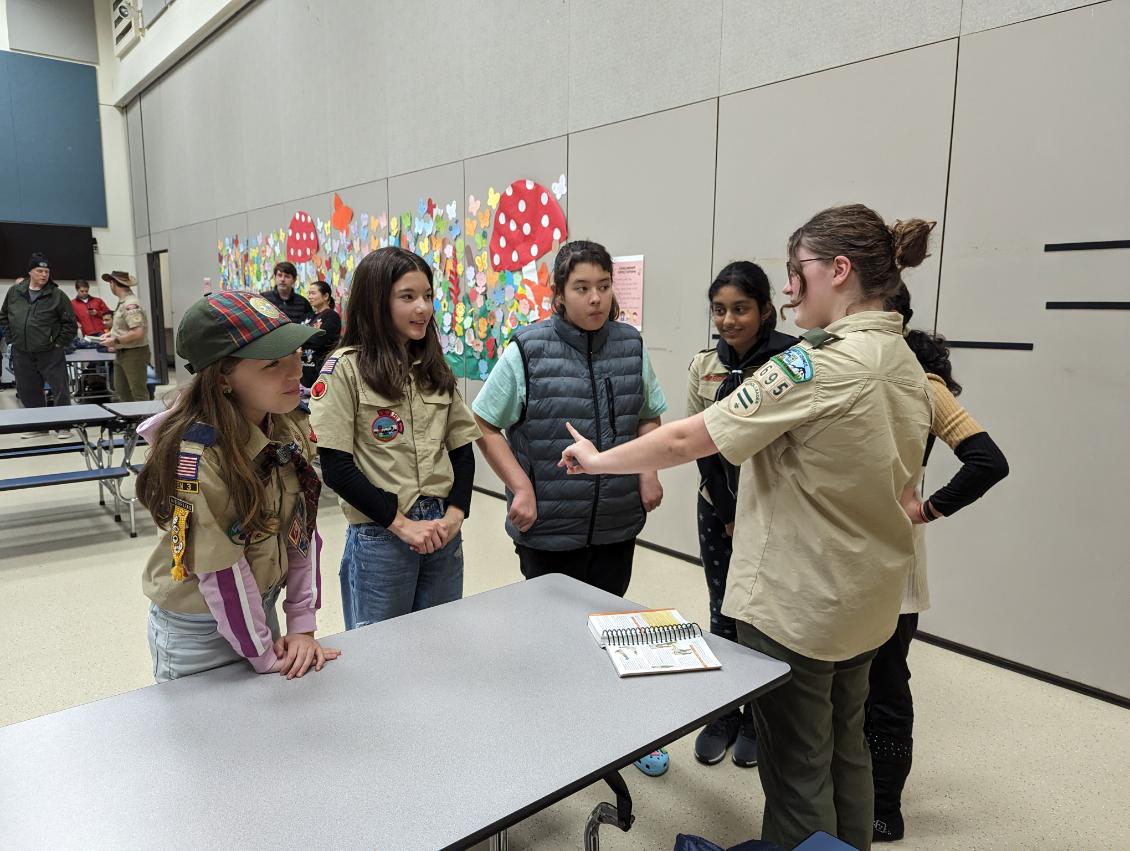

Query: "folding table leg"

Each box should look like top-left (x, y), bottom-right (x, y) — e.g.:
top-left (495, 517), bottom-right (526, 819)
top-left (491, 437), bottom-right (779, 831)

top-left (583, 770), bottom-right (634, 850)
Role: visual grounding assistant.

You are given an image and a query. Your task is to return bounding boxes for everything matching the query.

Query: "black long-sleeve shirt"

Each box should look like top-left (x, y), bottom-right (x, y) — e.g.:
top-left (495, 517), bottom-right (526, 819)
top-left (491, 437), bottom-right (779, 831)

top-left (318, 443), bottom-right (475, 527)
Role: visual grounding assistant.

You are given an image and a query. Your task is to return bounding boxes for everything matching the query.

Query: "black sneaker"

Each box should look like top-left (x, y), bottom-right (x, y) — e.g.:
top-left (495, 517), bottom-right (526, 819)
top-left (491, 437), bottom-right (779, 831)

top-left (694, 709), bottom-right (741, 765)
top-left (731, 704), bottom-right (758, 767)
top-left (874, 811), bottom-right (905, 842)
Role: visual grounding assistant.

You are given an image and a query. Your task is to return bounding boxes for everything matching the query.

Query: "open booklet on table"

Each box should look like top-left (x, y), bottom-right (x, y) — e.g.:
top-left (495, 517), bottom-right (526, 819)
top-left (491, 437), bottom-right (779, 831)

top-left (588, 608), bottom-right (722, 678)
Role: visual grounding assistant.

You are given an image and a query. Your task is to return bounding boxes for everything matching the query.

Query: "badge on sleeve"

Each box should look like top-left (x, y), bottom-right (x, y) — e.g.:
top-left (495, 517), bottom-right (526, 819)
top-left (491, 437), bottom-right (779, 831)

top-left (728, 382), bottom-right (763, 418)
top-left (310, 378), bottom-right (328, 400)
top-left (756, 361), bottom-right (796, 401)
top-left (319, 357), bottom-right (339, 375)
top-left (169, 497), bottom-right (193, 582)
top-left (772, 347), bottom-right (814, 383)
top-left (371, 409), bottom-right (405, 443)
top-left (175, 451), bottom-right (201, 494)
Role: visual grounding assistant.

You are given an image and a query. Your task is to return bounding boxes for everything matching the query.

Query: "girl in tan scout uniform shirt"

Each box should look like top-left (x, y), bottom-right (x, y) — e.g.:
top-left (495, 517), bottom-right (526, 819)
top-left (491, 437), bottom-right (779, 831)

top-left (686, 261), bottom-right (796, 770)
top-left (136, 291), bottom-right (340, 682)
top-left (866, 284), bottom-right (1009, 843)
top-left (561, 204), bottom-right (935, 851)
top-left (310, 247), bottom-right (480, 630)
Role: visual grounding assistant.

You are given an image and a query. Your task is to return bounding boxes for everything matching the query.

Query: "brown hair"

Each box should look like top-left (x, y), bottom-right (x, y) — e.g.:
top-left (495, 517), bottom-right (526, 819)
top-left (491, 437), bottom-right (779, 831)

top-left (785, 204), bottom-right (935, 312)
top-left (340, 246), bottom-right (455, 400)
top-left (551, 240), bottom-right (620, 322)
top-left (137, 359), bottom-right (280, 536)
top-left (273, 261), bottom-right (298, 279)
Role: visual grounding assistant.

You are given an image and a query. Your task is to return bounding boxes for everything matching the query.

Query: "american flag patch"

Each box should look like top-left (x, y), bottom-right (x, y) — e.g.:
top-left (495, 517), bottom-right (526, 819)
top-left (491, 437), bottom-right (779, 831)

top-left (176, 452), bottom-right (200, 481)
top-left (319, 357), bottom-right (338, 375)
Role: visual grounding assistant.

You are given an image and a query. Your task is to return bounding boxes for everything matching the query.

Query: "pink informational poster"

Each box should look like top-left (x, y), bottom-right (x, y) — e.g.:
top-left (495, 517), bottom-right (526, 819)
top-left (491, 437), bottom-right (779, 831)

top-left (612, 254), bottom-right (644, 331)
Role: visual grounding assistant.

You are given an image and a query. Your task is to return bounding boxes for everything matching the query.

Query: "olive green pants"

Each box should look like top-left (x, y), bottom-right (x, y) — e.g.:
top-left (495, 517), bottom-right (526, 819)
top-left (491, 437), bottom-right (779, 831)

top-left (737, 621), bottom-right (877, 851)
top-left (114, 346), bottom-right (150, 403)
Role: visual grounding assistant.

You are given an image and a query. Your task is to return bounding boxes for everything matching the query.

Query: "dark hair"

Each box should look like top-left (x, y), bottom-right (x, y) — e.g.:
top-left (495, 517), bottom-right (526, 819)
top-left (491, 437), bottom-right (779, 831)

top-left (786, 204), bottom-right (935, 311)
top-left (75, 280), bottom-right (89, 291)
top-left (273, 261), bottom-right (298, 279)
top-left (708, 261), bottom-right (777, 334)
top-left (886, 283), bottom-right (961, 395)
top-left (551, 240), bottom-right (619, 322)
top-left (311, 280), bottom-right (334, 308)
top-left (101, 312), bottom-right (113, 319)
top-left (341, 247), bottom-right (455, 400)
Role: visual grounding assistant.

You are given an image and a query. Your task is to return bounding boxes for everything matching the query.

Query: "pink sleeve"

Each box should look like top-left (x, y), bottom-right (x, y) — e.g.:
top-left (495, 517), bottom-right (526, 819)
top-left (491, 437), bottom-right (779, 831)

top-left (197, 559), bottom-right (278, 674)
top-left (283, 528), bottom-right (323, 635)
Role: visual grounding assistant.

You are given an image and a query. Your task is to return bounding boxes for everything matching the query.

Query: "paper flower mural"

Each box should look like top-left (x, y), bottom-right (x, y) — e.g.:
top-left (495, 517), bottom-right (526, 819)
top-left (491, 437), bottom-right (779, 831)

top-left (217, 175), bottom-right (568, 379)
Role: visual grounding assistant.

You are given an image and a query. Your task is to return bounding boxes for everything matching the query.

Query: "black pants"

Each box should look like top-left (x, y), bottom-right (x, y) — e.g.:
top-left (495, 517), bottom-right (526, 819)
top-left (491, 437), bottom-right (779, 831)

top-left (865, 612), bottom-right (919, 820)
top-left (12, 347), bottom-right (70, 408)
top-left (515, 538), bottom-right (636, 597)
top-left (697, 494), bottom-right (737, 641)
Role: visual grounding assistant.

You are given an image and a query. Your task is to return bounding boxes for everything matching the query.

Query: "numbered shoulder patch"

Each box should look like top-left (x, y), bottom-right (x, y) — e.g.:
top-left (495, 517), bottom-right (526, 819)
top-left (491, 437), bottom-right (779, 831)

top-left (728, 382), bottom-right (763, 417)
top-left (771, 347), bottom-right (814, 383)
top-left (755, 361), bottom-right (796, 402)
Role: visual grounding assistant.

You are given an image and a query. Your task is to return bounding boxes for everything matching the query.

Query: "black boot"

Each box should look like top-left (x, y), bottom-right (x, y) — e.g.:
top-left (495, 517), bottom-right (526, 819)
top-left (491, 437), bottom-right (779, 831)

top-left (694, 708), bottom-right (741, 765)
top-left (869, 731), bottom-right (912, 843)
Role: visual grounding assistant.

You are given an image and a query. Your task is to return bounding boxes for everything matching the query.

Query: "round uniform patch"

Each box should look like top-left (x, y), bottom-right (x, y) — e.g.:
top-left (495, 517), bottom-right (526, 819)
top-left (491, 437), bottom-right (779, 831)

top-left (310, 378), bottom-right (328, 400)
top-left (371, 409), bottom-right (405, 443)
top-left (248, 296), bottom-right (282, 321)
top-left (728, 382), bottom-right (763, 418)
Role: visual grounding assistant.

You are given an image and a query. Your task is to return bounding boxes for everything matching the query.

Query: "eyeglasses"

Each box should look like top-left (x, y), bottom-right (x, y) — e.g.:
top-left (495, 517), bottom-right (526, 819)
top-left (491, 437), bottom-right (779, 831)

top-left (786, 257), bottom-right (833, 281)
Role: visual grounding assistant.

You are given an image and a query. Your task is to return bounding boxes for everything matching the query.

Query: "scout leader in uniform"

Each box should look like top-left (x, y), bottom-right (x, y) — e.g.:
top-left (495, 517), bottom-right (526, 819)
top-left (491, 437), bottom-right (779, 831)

top-left (135, 291), bottom-right (341, 682)
top-left (560, 204), bottom-right (936, 851)
top-left (310, 247), bottom-right (481, 630)
top-left (99, 271), bottom-right (150, 403)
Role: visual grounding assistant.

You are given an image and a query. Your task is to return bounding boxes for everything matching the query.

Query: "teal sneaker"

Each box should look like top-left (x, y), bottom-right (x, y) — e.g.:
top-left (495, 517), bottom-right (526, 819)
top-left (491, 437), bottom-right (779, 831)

top-left (633, 748), bottom-right (669, 777)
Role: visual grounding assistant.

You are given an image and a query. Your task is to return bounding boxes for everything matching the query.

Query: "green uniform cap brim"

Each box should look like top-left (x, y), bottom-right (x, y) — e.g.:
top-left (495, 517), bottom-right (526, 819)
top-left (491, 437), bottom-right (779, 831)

top-left (186, 323), bottom-right (322, 373)
top-left (230, 322), bottom-right (322, 361)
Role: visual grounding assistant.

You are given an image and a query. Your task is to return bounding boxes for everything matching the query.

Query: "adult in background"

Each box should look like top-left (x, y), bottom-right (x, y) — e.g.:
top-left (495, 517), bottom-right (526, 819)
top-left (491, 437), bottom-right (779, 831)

top-left (0, 253), bottom-right (77, 428)
top-left (99, 271), bottom-right (151, 402)
top-left (71, 280), bottom-right (111, 340)
top-left (300, 280), bottom-right (342, 388)
top-left (263, 261), bottom-right (314, 324)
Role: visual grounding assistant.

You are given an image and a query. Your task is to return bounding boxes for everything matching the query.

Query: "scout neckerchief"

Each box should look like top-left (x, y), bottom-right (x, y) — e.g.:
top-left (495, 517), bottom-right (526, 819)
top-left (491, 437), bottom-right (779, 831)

top-left (257, 441), bottom-right (321, 551)
top-left (713, 330), bottom-right (796, 495)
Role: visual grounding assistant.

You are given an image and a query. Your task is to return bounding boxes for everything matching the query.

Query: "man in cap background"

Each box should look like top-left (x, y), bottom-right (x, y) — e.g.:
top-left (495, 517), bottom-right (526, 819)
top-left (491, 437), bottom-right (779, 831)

top-left (0, 253), bottom-right (78, 421)
top-left (99, 271), bottom-right (151, 402)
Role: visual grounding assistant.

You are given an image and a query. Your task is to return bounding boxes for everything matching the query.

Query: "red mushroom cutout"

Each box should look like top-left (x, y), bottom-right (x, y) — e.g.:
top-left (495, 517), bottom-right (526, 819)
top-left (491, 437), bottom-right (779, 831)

top-left (489, 179), bottom-right (567, 271)
top-left (286, 211), bottom-right (317, 263)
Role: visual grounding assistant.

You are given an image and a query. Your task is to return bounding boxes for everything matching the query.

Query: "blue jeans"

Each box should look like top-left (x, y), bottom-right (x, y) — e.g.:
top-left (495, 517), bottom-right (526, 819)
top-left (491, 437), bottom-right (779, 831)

top-left (339, 497), bottom-right (463, 629)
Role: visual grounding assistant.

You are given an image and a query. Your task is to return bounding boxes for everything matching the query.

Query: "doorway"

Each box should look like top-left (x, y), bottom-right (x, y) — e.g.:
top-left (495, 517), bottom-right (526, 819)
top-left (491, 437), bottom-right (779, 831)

top-left (146, 250), bottom-right (173, 384)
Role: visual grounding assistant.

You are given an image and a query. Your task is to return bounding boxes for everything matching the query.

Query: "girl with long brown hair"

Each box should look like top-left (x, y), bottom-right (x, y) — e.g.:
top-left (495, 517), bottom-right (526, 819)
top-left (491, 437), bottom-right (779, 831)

top-left (310, 247), bottom-right (480, 629)
top-left (137, 291), bottom-right (340, 682)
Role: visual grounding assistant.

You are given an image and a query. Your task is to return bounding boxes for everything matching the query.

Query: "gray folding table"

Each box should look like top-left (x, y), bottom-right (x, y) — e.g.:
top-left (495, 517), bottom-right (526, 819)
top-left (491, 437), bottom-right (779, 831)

top-left (66, 350), bottom-right (116, 402)
top-left (0, 574), bottom-right (790, 850)
top-left (0, 405), bottom-right (127, 527)
top-left (100, 400), bottom-right (168, 536)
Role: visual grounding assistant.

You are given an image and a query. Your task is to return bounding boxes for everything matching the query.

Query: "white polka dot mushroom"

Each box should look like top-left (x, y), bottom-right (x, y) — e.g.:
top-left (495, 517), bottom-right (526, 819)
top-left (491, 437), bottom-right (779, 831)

top-left (488, 179), bottom-right (568, 272)
top-left (286, 211), bottom-right (317, 263)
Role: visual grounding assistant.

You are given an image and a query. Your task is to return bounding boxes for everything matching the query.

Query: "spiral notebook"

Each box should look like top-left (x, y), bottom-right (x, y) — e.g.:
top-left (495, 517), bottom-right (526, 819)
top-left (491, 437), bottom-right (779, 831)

top-left (588, 608), bottom-right (722, 678)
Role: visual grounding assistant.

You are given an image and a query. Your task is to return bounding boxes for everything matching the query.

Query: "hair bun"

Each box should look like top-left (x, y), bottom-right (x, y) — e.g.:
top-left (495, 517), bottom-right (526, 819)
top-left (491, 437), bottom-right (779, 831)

top-left (890, 219), bottom-right (936, 269)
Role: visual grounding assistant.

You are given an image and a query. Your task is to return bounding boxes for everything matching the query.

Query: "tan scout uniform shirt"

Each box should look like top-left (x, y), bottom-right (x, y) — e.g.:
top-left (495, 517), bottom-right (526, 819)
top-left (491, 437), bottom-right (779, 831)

top-left (142, 412), bottom-right (313, 614)
top-left (901, 373), bottom-right (988, 614)
top-left (308, 348), bottom-right (481, 525)
top-left (112, 291), bottom-right (148, 349)
top-left (702, 312), bottom-right (933, 661)
top-left (687, 348), bottom-right (760, 506)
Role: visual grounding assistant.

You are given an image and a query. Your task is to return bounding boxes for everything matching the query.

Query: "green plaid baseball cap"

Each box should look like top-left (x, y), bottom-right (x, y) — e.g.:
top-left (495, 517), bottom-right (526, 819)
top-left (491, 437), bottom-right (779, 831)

top-left (177, 291), bottom-right (322, 374)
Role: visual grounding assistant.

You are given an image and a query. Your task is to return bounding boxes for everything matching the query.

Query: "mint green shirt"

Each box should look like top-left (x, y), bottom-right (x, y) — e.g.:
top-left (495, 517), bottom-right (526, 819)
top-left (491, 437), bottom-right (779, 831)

top-left (472, 340), bottom-right (669, 429)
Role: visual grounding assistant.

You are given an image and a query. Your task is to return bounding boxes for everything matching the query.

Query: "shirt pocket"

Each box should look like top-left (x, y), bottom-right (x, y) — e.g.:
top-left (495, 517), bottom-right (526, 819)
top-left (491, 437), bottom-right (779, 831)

top-left (418, 389), bottom-right (453, 446)
top-left (356, 384), bottom-right (412, 453)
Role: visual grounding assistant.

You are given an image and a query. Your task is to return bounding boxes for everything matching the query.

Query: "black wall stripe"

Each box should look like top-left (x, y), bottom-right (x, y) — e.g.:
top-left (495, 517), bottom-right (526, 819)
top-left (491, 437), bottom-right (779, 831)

top-left (946, 340), bottom-right (1034, 351)
top-left (1044, 239), bottom-right (1130, 252)
top-left (1046, 301), bottom-right (1130, 311)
